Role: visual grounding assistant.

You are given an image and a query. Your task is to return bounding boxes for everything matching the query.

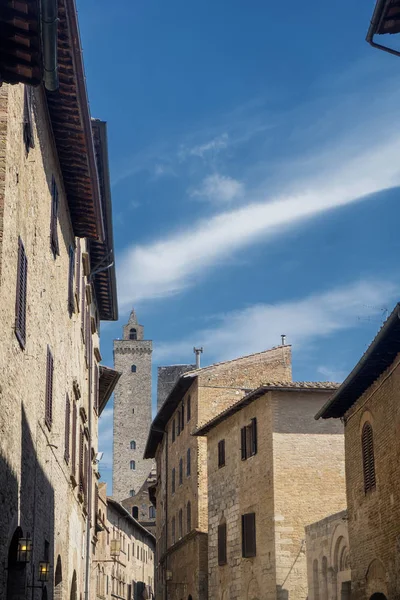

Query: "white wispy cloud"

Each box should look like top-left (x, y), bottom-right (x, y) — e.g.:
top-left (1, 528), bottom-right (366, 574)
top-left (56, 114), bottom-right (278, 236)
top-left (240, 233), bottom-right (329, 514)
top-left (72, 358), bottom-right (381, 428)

top-left (190, 173), bottom-right (244, 203)
top-left (117, 128), bottom-right (400, 308)
top-left (183, 133), bottom-right (229, 159)
top-left (153, 280), bottom-right (398, 364)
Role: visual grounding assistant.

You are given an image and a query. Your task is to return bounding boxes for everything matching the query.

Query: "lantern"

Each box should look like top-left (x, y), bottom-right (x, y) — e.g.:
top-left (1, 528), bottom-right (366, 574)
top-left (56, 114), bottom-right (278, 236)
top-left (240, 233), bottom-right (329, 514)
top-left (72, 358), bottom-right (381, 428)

top-left (38, 561), bottom-right (50, 582)
top-left (17, 538), bottom-right (32, 563)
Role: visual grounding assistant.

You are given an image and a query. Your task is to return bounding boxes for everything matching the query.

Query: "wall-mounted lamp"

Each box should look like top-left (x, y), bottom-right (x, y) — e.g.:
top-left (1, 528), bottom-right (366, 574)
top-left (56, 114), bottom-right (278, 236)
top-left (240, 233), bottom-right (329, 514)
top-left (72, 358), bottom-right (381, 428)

top-left (38, 561), bottom-right (50, 582)
top-left (17, 538), bottom-right (32, 563)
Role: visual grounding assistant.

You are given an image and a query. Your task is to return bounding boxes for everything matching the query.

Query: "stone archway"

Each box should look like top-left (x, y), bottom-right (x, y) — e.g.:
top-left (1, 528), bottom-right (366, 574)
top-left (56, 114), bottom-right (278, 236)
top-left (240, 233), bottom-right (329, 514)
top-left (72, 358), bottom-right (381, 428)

top-left (6, 527), bottom-right (26, 600)
top-left (54, 555), bottom-right (63, 600)
top-left (370, 595), bottom-right (387, 600)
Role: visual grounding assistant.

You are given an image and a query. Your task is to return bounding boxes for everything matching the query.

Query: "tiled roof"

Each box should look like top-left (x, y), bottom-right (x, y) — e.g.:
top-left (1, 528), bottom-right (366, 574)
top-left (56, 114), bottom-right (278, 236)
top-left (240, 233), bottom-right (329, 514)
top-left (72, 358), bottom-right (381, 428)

top-left (194, 381), bottom-right (339, 436)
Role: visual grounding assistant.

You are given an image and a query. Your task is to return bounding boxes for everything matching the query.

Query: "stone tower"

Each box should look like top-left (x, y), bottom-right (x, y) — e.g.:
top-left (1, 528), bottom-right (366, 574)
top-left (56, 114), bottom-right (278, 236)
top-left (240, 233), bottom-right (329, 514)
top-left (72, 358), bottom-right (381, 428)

top-left (113, 309), bottom-right (154, 501)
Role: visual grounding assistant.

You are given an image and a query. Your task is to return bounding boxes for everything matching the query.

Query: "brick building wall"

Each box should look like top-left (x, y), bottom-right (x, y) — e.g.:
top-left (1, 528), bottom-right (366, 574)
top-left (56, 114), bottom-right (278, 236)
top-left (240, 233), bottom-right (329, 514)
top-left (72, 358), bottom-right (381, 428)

top-left (113, 310), bottom-right (155, 501)
top-left (0, 83), bottom-right (106, 599)
top-left (343, 356), bottom-right (400, 600)
top-left (203, 386), bottom-right (346, 600)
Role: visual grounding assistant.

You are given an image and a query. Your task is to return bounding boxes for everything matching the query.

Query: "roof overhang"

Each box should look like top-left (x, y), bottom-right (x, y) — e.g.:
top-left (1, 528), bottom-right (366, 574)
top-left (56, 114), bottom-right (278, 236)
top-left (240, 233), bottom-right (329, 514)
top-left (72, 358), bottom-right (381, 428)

top-left (89, 120), bottom-right (118, 321)
top-left (316, 303), bottom-right (400, 420)
top-left (366, 0), bottom-right (400, 56)
top-left (99, 366), bottom-right (121, 415)
top-left (144, 374), bottom-right (196, 459)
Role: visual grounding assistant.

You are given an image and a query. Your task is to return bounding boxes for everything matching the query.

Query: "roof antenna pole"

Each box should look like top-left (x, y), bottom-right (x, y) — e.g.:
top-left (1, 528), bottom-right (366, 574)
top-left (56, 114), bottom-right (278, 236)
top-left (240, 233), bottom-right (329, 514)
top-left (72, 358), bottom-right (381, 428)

top-left (281, 334), bottom-right (286, 346)
top-left (193, 347), bottom-right (203, 369)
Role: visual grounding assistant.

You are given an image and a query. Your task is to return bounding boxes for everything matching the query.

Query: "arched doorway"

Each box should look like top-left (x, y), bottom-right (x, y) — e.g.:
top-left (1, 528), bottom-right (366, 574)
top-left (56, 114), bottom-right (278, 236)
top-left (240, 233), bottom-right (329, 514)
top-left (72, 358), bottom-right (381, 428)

top-left (70, 570), bottom-right (77, 600)
top-left (370, 595), bottom-right (387, 600)
top-left (54, 555), bottom-right (63, 600)
top-left (6, 527), bottom-right (26, 600)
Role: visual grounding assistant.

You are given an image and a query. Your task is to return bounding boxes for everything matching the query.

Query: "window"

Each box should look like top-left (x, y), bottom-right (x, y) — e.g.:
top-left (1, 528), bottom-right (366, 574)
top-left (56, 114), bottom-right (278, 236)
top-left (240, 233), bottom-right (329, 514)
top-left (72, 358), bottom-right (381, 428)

top-left (218, 520), bottom-right (227, 565)
top-left (129, 328), bottom-right (137, 340)
top-left (362, 422), bottom-right (376, 493)
top-left (172, 468), bottom-right (176, 494)
top-left (177, 412), bottom-right (181, 436)
top-left (64, 393), bottom-right (70, 464)
top-left (45, 346), bottom-right (54, 429)
top-left (181, 402), bottom-right (185, 431)
top-left (186, 502), bottom-right (191, 533)
top-left (218, 440), bottom-right (225, 468)
top-left (79, 428), bottom-right (84, 494)
top-left (130, 440), bottom-right (136, 450)
top-left (187, 395), bottom-right (191, 422)
top-left (15, 237), bottom-right (28, 349)
top-left (313, 559), bottom-right (320, 600)
top-left (68, 245), bottom-right (75, 316)
top-left (179, 458), bottom-right (183, 485)
top-left (132, 506), bottom-right (139, 519)
top-left (94, 363), bottom-right (99, 414)
top-left (178, 509), bottom-right (183, 539)
top-left (172, 419), bottom-right (176, 443)
top-left (242, 512), bottom-right (256, 557)
top-left (130, 460), bottom-right (136, 470)
top-left (131, 365), bottom-right (137, 373)
top-left (50, 176), bottom-right (59, 257)
top-left (71, 400), bottom-right (77, 477)
top-left (75, 240), bottom-right (81, 303)
top-left (172, 517), bottom-right (176, 544)
top-left (129, 489), bottom-right (135, 497)
top-left (149, 506), bottom-right (156, 519)
top-left (23, 85), bottom-right (34, 153)
top-left (241, 418), bottom-right (257, 460)
top-left (186, 448), bottom-right (191, 477)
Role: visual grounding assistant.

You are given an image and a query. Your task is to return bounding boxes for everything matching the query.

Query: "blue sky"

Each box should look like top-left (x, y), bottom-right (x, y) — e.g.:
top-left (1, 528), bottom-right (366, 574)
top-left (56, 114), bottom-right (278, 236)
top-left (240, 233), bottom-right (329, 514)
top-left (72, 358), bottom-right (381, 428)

top-left (77, 0), bottom-right (400, 490)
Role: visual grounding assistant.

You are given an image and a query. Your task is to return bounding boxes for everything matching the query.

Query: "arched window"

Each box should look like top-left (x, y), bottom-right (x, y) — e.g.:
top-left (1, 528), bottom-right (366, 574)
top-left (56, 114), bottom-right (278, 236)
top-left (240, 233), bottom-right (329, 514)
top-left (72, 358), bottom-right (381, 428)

top-left (362, 422), bottom-right (376, 492)
top-left (129, 328), bottom-right (137, 340)
top-left (179, 458), bottom-right (183, 485)
top-left (178, 509), bottom-right (183, 539)
top-left (130, 440), bottom-right (136, 450)
top-left (131, 365), bottom-right (137, 373)
top-left (130, 460), bottom-right (135, 470)
top-left (186, 501), bottom-right (191, 533)
top-left (149, 505), bottom-right (156, 519)
top-left (132, 506), bottom-right (139, 519)
top-left (70, 571), bottom-right (77, 600)
top-left (313, 559), bottom-right (320, 600)
top-left (322, 556), bottom-right (328, 600)
top-left (54, 555), bottom-right (63, 600)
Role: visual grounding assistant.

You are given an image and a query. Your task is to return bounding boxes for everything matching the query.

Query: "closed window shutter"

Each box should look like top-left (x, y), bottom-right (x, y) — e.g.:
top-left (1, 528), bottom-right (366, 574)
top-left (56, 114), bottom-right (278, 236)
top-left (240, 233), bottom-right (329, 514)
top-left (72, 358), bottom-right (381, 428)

top-left (95, 484), bottom-right (99, 519)
top-left (187, 395), bottom-right (191, 422)
top-left (172, 468), bottom-right (175, 493)
top-left (23, 86), bottom-right (34, 152)
top-left (362, 422), bottom-right (376, 492)
top-left (64, 393), bottom-right (71, 463)
top-left (79, 428), bottom-right (84, 493)
top-left (218, 522), bottom-right (227, 565)
top-left (187, 448), bottom-right (191, 476)
top-left (251, 418), bottom-right (257, 456)
top-left (45, 346), bottom-right (54, 429)
top-left (15, 237), bottom-right (28, 349)
top-left (172, 419), bottom-right (176, 443)
top-left (187, 502), bottom-right (191, 533)
top-left (71, 401), bottom-right (77, 477)
top-left (68, 245), bottom-right (75, 316)
top-left (242, 513), bottom-right (256, 557)
top-left (50, 177), bottom-right (59, 256)
top-left (181, 403), bottom-right (185, 430)
top-left (218, 440), bottom-right (225, 467)
top-left (241, 427), bottom-right (247, 460)
top-left (179, 458), bottom-right (183, 485)
top-left (85, 307), bottom-right (90, 365)
top-left (75, 240), bottom-right (81, 301)
top-left (81, 276), bottom-right (85, 335)
top-left (94, 363), bottom-right (99, 414)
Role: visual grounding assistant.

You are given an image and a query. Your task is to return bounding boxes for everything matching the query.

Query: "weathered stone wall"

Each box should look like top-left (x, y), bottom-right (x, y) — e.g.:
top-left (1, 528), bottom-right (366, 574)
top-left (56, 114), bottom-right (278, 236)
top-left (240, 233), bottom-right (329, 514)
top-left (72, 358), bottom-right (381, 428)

top-left (157, 365), bottom-right (195, 411)
top-left (305, 510), bottom-right (350, 600)
top-left (121, 467), bottom-right (157, 535)
top-left (343, 356), bottom-right (400, 600)
top-left (113, 311), bottom-right (154, 501)
top-left (0, 83), bottom-right (103, 599)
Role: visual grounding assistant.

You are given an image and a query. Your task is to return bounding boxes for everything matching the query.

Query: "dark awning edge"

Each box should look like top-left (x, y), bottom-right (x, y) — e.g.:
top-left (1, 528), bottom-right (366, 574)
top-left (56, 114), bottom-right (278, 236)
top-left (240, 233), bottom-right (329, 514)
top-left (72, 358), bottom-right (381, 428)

top-left (366, 0), bottom-right (400, 57)
top-left (99, 366), bottom-right (121, 415)
top-left (316, 303), bottom-right (400, 420)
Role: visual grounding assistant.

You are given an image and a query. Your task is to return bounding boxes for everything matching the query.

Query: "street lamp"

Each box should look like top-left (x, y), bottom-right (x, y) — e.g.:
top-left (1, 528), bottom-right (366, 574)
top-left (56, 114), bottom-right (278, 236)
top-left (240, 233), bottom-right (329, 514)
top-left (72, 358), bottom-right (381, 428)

top-left (38, 561), bottom-right (50, 582)
top-left (17, 538), bottom-right (32, 563)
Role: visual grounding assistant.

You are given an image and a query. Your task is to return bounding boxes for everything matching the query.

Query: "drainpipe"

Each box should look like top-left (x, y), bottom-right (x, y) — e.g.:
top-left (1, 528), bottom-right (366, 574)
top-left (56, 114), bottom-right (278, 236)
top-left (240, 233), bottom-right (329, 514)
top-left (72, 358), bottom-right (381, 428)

top-left (40, 0), bottom-right (59, 90)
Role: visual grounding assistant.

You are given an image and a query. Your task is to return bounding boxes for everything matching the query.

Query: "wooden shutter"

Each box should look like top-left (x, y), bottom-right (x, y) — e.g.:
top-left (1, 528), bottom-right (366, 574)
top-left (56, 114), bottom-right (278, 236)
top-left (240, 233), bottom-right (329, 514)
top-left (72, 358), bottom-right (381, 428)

top-left (81, 275), bottom-right (85, 336)
top-left (94, 363), bottom-right (99, 414)
top-left (50, 176), bottom-right (59, 256)
top-left (71, 400), bottom-right (77, 477)
top-left (218, 440), bottom-right (225, 467)
top-left (68, 245), bottom-right (75, 316)
top-left (79, 428), bottom-right (84, 493)
top-left (241, 427), bottom-right (247, 460)
top-left (187, 502), bottom-right (191, 533)
top-left (218, 522), bottom-right (227, 565)
top-left (23, 86), bottom-right (34, 152)
top-left (187, 447), bottom-right (191, 476)
top-left (181, 402), bottom-right (185, 431)
top-left (94, 484), bottom-right (99, 519)
top-left (64, 393), bottom-right (71, 463)
top-left (172, 468), bottom-right (175, 494)
top-left (362, 422), bottom-right (376, 492)
top-left (172, 419), bottom-right (176, 443)
top-left (242, 512), bottom-right (256, 557)
top-left (187, 395), bottom-right (191, 422)
top-left (177, 412), bottom-right (181, 436)
top-left (15, 237), bottom-right (28, 349)
top-left (251, 418), bottom-right (257, 456)
top-left (179, 458), bottom-right (183, 485)
top-left (45, 346), bottom-right (54, 429)
top-left (75, 240), bottom-right (81, 301)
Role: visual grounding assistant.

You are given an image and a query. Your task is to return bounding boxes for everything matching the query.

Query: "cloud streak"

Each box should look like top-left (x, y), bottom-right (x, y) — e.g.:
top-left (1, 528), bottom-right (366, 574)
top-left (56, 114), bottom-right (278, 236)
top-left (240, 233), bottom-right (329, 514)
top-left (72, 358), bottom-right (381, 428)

top-left (190, 173), bottom-right (244, 203)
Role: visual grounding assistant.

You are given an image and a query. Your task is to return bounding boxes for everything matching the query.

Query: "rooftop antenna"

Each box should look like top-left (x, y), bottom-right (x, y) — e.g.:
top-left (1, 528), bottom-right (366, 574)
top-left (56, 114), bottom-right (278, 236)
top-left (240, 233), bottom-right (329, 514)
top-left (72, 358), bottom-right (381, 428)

top-left (193, 347), bottom-right (203, 369)
top-left (281, 334), bottom-right (286, 346)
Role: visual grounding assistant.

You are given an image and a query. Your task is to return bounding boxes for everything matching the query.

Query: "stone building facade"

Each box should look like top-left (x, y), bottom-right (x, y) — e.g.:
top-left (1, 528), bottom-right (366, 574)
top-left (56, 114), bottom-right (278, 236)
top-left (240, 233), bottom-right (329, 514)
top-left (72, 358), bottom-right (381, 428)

top-left (317, 303), bottom-right (400, 600)
top-left (144, 345), bottom-right (293, 600)
top-left (0, 4), bottom-right (120, 598)
top-left (305, 510), bottom-right (351, 600)
top-left (91, 483), bottom-right (155, 600)
top-left (195, 382), bottom-right (346, 600)
top-left (122, 468), bottom-right (157, 536)
top-left (113, 310), bottom-right (155, 502)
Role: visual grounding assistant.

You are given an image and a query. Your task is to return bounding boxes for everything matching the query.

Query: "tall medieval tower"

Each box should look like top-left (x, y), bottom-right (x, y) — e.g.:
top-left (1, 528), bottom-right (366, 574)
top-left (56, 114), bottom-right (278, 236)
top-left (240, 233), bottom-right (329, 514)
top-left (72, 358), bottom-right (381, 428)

top-left (113, 309), bottom-right (154, 501)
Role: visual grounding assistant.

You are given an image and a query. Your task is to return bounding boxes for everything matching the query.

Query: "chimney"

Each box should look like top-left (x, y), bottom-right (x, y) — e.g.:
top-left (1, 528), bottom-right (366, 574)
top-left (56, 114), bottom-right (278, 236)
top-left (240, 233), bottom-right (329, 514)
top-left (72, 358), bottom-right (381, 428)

top-left (281, 334), bottom-right (286, 346)
top-left (193, 347), bottom-right (203, 369)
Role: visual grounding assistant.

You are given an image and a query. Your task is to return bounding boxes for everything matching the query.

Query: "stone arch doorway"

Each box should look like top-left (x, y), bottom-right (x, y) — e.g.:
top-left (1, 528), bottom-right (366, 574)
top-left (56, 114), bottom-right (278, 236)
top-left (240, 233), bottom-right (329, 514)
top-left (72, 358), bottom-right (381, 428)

top-left (6, 527), bottom-right (26, 600)
top-left (70, 570), bottom-right (77, 600)
top-left (54, 555), bottom-right (63, 600)
top-left (370, 595), bottom-right (387, 600)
